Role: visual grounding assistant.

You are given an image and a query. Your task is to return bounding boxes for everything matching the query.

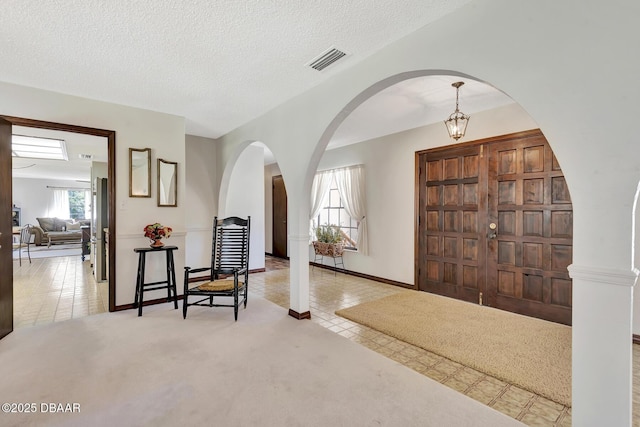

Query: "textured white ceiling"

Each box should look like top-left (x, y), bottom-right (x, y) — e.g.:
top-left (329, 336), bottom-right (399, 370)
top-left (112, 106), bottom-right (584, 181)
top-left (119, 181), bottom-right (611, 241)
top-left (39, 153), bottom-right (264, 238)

top-left (4, 0), bottom-right (517, 177)
top-left (0, 0), bottom-right (473, 138)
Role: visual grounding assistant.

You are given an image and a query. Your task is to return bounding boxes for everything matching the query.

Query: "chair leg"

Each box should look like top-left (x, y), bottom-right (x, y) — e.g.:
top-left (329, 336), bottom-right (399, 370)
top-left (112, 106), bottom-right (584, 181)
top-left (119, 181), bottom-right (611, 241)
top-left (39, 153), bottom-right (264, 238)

top-left (18, 247), bottom-right (22, 267)
top-left (182, 295), bottom-right (188, 319)
top-left (244, 284), bottom-right (248, 308)
top-left (182, 269), bottom-right (189, 319)
top-left (26, 244), bottom-right (31, 264)
top-left (234, 286), bottom-right (239, 321)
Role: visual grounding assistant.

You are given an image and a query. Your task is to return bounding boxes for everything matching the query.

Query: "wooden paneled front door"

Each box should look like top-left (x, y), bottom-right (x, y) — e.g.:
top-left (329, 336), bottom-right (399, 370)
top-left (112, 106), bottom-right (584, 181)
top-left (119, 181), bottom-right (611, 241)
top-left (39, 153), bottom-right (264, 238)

top-left (416, 130), bottom-right (573, 325)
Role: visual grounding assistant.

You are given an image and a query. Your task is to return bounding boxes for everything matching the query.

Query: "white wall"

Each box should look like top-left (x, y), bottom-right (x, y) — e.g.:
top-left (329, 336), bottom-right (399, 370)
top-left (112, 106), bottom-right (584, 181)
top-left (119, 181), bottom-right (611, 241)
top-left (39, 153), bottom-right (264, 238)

top-left (12, 178), bottom-right (91, 227)
top-left (0, 81), bottom-right (187, 307)
top-left (91, 161), bottom-right (108, 183)
top-left (216, 1), bottom-right (640, 424)
top-left (225, 144), bottom-right (265, 270)
top-left (184, 134), bottom-right (218, 269)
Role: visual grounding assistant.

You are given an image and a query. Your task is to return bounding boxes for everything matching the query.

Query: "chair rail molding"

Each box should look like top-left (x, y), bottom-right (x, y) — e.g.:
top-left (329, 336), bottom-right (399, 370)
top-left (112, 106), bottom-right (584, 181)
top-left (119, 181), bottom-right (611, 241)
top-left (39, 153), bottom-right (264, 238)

top-left (567, 264), bottom-right (638, 287)
top-left (117, 231), bottom-right (187, 240)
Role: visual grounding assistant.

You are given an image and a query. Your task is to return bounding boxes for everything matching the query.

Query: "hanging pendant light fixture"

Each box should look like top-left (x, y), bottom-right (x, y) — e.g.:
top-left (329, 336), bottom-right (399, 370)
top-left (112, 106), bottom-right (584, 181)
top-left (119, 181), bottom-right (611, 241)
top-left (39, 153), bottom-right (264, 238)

top-left (444, 81), bottom-right (470, 141)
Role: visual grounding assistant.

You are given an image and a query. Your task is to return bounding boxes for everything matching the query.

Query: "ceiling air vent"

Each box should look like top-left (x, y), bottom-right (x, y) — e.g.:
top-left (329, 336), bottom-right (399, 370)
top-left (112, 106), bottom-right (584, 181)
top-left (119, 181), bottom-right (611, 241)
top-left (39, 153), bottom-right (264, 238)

top-left (307, 47), bottom-right (347, 71)
top-left (79, 154), bottom-right (93, 160)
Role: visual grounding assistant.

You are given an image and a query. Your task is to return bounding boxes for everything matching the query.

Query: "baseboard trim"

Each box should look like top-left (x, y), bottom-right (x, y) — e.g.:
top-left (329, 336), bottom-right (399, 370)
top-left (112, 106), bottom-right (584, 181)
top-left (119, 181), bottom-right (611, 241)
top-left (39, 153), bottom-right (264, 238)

top-left (114, 296), bottom-right (183, 312)
top-left (288, 309), bottom-right (311, 320)
top-left (309, 262), bottom-right (414, 290)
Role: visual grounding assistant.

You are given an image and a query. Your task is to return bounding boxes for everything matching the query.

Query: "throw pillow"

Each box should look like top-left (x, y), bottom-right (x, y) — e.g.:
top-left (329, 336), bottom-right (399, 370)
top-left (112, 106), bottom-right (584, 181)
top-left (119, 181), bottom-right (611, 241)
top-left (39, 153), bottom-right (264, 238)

top-left (36, 217), bottom-right (55, 232)
top-left (66, 222), bottom-right (81, 231)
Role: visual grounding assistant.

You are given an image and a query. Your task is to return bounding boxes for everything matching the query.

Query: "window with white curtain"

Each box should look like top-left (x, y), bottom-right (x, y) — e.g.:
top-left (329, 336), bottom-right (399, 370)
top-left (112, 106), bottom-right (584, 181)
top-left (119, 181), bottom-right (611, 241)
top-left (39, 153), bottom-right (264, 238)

top-left (310, 165), bottom-right (368, 254)
top-left (312, 175), bottom-right (359, 249)
top-left (49, 189), bottom-right (90, 220)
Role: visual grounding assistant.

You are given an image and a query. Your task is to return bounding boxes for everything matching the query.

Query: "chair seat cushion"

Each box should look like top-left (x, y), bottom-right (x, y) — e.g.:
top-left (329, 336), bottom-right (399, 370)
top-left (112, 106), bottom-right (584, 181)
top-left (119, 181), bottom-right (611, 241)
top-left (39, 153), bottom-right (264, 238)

top-left (196, 279), bottom-right (244, 292)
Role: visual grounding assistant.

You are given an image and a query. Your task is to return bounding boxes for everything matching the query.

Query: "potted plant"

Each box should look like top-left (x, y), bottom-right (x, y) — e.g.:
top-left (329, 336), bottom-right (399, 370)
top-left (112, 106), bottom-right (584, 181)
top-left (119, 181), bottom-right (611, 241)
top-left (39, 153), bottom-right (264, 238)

top-left (313, 224), bottom-right (344, 257)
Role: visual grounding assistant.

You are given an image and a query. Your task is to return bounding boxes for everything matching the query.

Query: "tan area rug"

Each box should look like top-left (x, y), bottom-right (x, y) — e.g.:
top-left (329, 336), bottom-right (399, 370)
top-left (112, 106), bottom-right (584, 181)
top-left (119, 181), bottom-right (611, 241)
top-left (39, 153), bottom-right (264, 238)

top-left (336, 290), bottom-right (571, 406)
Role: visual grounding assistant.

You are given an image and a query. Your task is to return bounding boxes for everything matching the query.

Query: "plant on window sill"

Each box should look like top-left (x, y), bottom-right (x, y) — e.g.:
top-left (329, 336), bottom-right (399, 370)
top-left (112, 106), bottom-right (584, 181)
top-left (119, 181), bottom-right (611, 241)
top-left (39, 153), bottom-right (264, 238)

top-left (313, 224), bottom-right (344, 257)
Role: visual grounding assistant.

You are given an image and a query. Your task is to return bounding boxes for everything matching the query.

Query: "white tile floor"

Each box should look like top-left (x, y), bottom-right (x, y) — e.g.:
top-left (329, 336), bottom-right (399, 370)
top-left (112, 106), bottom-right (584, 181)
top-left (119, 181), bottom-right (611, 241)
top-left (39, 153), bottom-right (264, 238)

top-left (13, 255), bottom-right (108, 328)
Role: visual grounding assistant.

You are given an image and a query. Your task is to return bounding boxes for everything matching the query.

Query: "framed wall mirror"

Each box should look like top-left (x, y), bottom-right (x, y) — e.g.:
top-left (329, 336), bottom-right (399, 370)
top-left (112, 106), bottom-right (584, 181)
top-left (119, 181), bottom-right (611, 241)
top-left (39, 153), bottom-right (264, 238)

top-left (158, 158), bottom-right (177, 207)
top-left (129, 148), bottom-right (151, 197)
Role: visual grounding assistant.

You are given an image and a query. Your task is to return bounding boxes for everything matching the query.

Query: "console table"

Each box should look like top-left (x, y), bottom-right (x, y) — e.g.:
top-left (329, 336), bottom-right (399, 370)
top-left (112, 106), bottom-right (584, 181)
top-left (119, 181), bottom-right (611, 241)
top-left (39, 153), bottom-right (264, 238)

top-left (133, 245), bottom-right (179, 316)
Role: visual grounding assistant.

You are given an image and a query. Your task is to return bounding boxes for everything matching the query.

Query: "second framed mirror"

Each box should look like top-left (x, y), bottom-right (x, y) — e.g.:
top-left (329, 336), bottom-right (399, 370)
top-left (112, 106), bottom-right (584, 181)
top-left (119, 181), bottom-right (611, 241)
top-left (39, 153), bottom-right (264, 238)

top-left (158, 158), bottom-right (177, 207)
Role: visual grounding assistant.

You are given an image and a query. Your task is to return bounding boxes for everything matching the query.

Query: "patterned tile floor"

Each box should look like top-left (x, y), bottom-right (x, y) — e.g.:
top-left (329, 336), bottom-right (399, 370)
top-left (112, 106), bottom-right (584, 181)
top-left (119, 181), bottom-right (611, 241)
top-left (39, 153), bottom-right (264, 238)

top-left (12, 255), bottom-right (640, 425)
top-left (257, 257), bottom-right (574, 426)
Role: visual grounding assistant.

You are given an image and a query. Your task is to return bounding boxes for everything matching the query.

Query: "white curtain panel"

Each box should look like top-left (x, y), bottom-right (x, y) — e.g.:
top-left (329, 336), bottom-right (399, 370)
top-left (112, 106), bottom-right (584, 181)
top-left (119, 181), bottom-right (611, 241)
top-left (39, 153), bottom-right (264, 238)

top-left (334, 165), bottom-right (368, 255)
top-left (309, 170), bottom-right (334, 240)
top-left (49, 189), bottom-right (70, 219)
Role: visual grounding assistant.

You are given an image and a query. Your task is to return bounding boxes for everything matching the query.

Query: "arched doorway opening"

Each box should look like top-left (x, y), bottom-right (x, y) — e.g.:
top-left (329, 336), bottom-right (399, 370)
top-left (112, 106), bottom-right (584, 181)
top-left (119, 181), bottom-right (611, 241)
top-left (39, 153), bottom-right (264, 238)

top-left (301, 71), bottom-right (572, 324)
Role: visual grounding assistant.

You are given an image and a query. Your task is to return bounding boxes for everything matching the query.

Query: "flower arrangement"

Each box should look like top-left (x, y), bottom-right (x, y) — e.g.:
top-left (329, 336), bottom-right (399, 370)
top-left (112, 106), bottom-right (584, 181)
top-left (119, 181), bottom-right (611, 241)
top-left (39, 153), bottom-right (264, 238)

top-left (144, 223), bottom-right (172, 247)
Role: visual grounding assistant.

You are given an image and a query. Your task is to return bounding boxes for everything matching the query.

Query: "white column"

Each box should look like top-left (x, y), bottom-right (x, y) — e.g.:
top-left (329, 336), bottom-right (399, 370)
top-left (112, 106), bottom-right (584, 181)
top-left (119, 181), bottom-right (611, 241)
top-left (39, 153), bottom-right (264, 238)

top-left (568, 265), bottom-right (638, 427)
top-left (288, 233), bottom-right (311, 318)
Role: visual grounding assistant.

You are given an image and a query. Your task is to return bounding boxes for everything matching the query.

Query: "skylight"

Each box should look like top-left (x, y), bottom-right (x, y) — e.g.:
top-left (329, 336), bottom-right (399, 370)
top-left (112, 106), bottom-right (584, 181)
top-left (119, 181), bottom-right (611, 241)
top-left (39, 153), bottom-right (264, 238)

top-left (11, 135), bottom-right (68, 160)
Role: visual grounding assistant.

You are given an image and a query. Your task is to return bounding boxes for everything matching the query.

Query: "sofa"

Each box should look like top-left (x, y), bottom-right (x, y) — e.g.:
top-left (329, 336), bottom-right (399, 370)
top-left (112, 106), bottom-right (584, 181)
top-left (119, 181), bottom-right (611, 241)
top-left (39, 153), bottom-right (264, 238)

top-left (32, 217), bottom-right (90, 247)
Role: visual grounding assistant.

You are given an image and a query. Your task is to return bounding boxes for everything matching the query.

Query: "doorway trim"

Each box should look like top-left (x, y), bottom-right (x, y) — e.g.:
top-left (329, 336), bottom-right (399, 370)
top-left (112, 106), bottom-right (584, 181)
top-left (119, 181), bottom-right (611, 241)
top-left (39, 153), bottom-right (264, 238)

top-left (272, 174), bottom-right (288, 259)
top-left (2, 115), bottom-right (117, 312)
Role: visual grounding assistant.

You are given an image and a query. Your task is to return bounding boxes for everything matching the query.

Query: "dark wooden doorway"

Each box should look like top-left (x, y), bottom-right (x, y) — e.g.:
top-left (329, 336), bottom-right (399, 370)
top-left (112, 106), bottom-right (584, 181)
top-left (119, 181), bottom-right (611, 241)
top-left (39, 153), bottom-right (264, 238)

top-left (272, 175), bottom-right (288, 259)
top-left (416, 130), bottom-right (573, 325)
top-left (0, 118), bottom-right (13, 339)
top-left (1, 116), bottom-right (116, 328)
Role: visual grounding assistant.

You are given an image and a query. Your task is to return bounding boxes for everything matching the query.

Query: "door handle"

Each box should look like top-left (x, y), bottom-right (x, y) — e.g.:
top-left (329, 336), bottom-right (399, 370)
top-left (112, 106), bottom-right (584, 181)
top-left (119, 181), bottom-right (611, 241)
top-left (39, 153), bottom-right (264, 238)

top-left (488, 223), bottom-right (497, 239)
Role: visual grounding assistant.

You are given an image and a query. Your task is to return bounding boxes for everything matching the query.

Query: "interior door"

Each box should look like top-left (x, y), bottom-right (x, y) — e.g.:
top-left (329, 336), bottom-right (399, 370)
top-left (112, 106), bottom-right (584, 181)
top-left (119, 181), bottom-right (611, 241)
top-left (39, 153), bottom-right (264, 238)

top-left (487, 132), bottom-right (572, 324)
top-left (417, 143), bottom-right (487, 304)
top-left (417, 130), bottom-right (572, 325)
top-left (272, 175), bottom-right (288, 258)
top-left (0, 118), bottom-right (13, 339)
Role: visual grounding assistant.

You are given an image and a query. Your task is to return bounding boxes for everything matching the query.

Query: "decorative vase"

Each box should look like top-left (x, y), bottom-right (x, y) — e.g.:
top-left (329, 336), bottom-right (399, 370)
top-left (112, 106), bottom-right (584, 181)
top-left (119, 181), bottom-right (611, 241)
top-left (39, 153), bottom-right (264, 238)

top-left (150, 239), bottom-right (164, 248)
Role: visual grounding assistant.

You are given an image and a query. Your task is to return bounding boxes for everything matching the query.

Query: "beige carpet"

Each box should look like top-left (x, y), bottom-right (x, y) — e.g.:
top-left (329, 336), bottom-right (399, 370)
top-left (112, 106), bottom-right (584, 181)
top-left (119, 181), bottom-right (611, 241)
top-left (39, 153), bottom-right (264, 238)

top-left (336, 291), bottom-right (571, 406)
top-left (0, 294), bottom-right (522, 426)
